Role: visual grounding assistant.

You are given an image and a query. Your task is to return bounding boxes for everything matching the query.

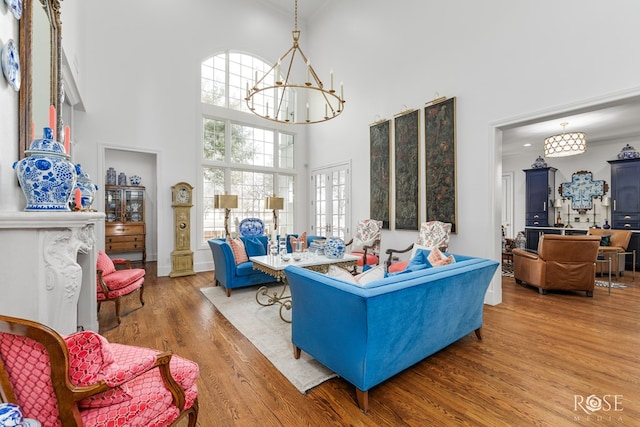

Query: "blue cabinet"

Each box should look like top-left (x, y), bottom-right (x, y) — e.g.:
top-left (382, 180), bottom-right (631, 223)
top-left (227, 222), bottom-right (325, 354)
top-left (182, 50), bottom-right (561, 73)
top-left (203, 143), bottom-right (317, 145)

top-left (608, 158), bottom-right (640, 230)
top-left (524, 167), bottom-right (557, 227)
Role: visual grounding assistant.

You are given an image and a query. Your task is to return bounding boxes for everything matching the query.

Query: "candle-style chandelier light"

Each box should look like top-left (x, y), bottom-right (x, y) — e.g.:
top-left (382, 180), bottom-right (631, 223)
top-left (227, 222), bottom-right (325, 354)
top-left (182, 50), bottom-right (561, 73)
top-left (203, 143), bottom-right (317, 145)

top-left (245, 0), bottom-right (345, 124)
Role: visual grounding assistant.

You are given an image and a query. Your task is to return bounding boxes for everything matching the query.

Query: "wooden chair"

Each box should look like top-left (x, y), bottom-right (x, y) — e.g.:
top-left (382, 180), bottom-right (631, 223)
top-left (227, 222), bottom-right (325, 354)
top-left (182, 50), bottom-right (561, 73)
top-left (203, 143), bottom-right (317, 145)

top-left (385, 220), bottom-right (452, 272)
top-left (0, 315), bottom-right (199, 426)
top-left (96, 250), bottom-right (145, 325)
top-left (347, 219), bottom-right (382, 273)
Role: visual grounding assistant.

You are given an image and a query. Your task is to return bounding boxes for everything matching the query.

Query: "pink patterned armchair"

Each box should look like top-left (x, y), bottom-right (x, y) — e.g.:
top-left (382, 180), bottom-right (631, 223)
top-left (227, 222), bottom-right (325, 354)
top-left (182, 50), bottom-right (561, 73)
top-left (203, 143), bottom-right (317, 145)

top-left (347, 219), bottom-right (383, 271)
top-left (385, 220), bottom-right (452, 272)
top-left (0, 314), bottom-right (199, 426)
top-left (97, 250), bottom-right (145, 325)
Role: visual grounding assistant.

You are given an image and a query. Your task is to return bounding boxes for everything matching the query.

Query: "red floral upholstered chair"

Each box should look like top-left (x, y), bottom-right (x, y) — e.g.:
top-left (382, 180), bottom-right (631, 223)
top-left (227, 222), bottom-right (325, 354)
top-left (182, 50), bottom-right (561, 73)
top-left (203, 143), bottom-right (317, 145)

top-left (96, 250), bottom-right (145, 325)
top-left (0, 314), bottom-right (199, 426)
top-left (385, 220), bottom-right (452, 272)
top-left (348, 219), bottom-right (383, 272)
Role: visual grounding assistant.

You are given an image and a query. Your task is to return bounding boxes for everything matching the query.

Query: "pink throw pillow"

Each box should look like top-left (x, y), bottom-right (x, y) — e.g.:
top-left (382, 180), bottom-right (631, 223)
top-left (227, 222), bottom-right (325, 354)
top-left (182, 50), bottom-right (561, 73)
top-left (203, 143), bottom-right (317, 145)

top-left (228, 237), bottom-right (249, 264)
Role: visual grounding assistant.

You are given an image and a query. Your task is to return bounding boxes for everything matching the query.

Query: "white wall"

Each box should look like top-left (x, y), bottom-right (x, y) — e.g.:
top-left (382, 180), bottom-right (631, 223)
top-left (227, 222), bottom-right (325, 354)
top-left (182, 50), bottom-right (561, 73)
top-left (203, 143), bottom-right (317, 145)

top-left (3, 1), bottom-right (640, 304)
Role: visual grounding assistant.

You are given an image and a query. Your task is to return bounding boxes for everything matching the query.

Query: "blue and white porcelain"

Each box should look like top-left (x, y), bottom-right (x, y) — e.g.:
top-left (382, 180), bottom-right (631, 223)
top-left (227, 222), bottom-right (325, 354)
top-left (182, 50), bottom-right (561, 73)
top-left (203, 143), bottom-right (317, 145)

top-left (118, 172), bottom-right (127, 186)
top-left (3, 0), bottom-right (22, 19)
top-left (324, 236), bottom-right (345, 259)
top-left (106, 167), bottom-right (117, 185)
top-left (1, 38), bottom-right (20, 91)
top-left (530, 156), bottom-right (547, 169)
top-left (0, 403), bottom-right (23, 427)
top-left (13, 127), bottom-right (77, 211)
top-left (239, 217), bottom-right (265, 237)
top-left (129, 175), bottom-right (142, 186)
top-left (616, 144), bottom-right (640, 160)
top-left (74, 164), bottom-right (98, 210)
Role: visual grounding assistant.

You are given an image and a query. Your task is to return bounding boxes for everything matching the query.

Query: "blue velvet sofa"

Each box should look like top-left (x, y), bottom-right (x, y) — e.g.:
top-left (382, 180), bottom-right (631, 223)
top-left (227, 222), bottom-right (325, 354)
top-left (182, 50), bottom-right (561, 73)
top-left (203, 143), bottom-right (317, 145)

top-left (284, 253), bottom-right (499, 412)
top-left (207, 234), bottom-right (324, 297)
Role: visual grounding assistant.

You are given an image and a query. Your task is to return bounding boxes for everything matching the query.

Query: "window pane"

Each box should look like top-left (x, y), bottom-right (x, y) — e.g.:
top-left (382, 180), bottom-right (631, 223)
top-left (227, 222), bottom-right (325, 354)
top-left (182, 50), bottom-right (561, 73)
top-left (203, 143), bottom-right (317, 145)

top-left (279, 133), bottom-right (294, 169)
top-left (230, 170), bottom-right (274, 233)
top-left (201, 54), bottom-right (226, 106)
top-left (203, 118), bottom-right (225, 161)
top-left (277, 174), bottom-right (295, 234)
top-left (231, 123), bottom-right (274, 167)
top-left (202, 167), bottom-right (225, 242)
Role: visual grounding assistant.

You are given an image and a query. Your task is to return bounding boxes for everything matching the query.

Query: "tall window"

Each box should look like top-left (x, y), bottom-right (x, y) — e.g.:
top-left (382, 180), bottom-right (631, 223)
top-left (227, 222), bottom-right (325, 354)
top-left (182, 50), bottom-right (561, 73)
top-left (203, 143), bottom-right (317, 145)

top-left (201, 52), bottom-right (296, 243)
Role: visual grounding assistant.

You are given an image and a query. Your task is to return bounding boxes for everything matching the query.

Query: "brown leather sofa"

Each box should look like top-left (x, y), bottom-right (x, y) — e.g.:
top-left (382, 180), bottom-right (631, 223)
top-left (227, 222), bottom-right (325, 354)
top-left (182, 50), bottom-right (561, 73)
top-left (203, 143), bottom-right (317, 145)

top-left (586, 229), bottom-right (632, 277)
top-left (512, 234), bottom-right (601, 297)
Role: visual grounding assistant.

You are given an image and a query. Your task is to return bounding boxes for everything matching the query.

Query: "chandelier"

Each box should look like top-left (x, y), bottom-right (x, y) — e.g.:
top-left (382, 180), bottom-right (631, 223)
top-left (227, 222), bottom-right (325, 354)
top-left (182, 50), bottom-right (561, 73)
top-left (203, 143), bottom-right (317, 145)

top-left (245, 0), bottom-right (345, 124)
top-left (543, 122), bottom-right (587, 157)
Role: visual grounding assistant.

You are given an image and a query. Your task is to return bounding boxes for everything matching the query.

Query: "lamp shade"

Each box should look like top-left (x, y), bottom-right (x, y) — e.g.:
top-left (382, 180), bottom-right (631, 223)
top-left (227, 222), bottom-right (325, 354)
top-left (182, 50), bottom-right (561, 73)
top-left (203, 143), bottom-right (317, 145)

top-left (214, 194), bottom-right (238, 209)
top-left (265, 195), bottom-right (284, 210)
top-left (555, 198), bottom-right (563, 208)
top-left (601, 196), bottom-right (610, 207)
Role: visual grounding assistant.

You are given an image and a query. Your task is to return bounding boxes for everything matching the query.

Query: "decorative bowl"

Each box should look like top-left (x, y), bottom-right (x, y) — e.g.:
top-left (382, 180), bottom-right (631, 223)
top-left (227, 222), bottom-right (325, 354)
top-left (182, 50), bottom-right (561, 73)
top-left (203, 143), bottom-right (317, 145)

top-left (129, 175), bottom-right (142, 186)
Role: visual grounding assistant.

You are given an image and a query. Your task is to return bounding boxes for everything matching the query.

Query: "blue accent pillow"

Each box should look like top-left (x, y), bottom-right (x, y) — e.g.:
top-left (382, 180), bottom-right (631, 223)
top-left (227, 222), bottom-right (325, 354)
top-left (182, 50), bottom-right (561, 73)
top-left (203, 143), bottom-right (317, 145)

top-left (244, 237), bottom-right (267, 257)
top-left (406, 249), bottom-right (433, 270)
top-left (600, 235), bottom-right (611, 246)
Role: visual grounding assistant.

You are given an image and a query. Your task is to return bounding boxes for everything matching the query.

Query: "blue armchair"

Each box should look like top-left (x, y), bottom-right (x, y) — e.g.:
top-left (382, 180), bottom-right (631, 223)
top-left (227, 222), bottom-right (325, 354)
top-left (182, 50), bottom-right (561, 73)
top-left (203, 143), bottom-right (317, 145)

top-left (208, 236), bottom-right (275, 297)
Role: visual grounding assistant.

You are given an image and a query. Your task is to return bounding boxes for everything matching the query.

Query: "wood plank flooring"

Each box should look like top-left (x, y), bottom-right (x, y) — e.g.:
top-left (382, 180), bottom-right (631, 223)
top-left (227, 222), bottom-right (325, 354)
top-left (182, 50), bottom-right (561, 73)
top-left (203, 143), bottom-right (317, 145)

top-left (100, 264), bottom-right (640, 426)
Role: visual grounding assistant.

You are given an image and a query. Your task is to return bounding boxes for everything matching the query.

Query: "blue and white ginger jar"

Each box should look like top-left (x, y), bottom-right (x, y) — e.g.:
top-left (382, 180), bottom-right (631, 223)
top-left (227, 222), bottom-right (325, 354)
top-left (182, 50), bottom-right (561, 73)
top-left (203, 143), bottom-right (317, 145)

top-left (325, 236), bottom-right (345, 259)
top-left (74, 164), bottom-right (98, 210)
top-left (13, 127), bottom-right (77, 211)
top-left (617, 144), bottom-right (640, 160)
top-left (0, 403), bottom-right (23, 427)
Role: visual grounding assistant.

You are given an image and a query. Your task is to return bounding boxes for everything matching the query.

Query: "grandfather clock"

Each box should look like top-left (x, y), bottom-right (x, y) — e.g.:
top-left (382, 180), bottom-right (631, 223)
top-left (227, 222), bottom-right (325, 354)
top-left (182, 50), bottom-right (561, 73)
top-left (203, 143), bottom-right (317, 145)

top-left (170, 182), bottom-right (196, 277)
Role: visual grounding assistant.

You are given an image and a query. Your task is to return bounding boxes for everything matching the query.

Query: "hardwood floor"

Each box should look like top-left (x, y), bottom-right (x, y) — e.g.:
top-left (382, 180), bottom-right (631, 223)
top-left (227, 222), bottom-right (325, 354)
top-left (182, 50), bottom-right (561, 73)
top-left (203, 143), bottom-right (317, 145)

top-left (100, 264), bottom-right (640, 426)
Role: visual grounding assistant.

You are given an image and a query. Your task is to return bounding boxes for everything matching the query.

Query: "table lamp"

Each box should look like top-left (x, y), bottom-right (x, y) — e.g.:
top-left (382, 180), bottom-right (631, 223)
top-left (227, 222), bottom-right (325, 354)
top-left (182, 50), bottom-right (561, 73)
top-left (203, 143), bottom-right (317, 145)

top-left (555, 198), bottom-right (564, 226)
top-left (265, 194), bottom-right (284, 231)
top-left (214, 193), bottom-right (238, 237)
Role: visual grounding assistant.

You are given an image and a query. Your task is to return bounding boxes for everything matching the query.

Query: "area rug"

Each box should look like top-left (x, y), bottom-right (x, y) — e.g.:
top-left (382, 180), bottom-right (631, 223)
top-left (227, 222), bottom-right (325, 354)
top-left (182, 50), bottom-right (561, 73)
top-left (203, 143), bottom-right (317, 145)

top-left (200, 285), bottom-right (337, 394)
top-left (595, 280), bottom-right (628, 289)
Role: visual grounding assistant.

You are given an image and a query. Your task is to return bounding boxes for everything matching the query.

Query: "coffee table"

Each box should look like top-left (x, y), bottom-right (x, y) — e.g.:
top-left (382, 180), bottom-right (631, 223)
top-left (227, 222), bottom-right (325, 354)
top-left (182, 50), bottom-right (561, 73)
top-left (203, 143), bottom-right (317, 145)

top-left (251, 253), bottom-right (360, 322)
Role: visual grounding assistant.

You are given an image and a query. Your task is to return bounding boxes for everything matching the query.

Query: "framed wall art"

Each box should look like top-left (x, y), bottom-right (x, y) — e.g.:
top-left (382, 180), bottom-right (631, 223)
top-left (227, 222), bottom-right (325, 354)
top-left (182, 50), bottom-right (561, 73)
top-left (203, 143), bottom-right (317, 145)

top-left (394, 109), bottom-right (420, 230)
top-left (424, 97), bottom-right (457, 233)
top-left (369, 119), bottom-right (391, 229)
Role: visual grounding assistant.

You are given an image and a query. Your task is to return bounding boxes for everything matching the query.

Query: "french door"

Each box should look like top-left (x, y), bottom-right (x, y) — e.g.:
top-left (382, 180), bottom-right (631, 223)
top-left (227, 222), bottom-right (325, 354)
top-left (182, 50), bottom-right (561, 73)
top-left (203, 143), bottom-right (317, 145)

top-left (310, 162), bottom-right (351, 240)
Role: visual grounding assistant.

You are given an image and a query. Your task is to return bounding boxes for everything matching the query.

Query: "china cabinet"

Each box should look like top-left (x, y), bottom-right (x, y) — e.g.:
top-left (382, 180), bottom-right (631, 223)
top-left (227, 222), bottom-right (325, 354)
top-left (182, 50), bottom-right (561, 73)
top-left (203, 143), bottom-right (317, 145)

top-left (608, 158), bottom-right (640, 270)
top-left (524, 167), bottom-right (557, 227)
top-left (105, 185), bottom-right (146, 262)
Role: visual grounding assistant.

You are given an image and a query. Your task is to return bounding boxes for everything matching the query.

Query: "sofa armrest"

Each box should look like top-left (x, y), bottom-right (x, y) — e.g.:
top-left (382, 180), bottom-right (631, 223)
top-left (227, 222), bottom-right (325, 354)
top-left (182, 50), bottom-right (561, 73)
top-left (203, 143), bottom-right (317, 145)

top-left (208, 239), bottom-right (238, 287)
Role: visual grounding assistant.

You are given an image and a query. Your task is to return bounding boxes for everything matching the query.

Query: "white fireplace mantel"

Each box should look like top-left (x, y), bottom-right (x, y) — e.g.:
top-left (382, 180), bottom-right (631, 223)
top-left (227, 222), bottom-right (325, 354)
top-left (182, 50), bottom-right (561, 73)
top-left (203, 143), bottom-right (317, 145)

top-left (0, 211), bottom-right (105, 334)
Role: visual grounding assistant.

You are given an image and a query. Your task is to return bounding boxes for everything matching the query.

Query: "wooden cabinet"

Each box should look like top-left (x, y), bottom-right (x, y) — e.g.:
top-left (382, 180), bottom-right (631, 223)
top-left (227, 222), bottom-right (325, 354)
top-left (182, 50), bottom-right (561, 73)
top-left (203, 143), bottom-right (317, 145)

top-left (608, 158), bottom-right (640, 230)
top-left (105, 185), bottom-right (146, 262)
top-left (524, 167), bottom-right (557, 227)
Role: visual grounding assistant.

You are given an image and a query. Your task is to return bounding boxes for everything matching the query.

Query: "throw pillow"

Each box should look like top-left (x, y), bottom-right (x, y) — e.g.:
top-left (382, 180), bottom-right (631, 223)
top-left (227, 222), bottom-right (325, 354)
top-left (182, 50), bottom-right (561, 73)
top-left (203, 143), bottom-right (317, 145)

top-left (228, 237), bottom-right (249, 264)
top-left (410, 244), bottom-right (431, 260)
top-left (245, 237), bottom-right (267, 257)
top-left (353, 265), bottom-right (385, 285)
top-left (289, 232), bottom-right (308, 251)
top-left (600, 235), bottom-right (611, 246)
top-left (63, 331), bottom-right (133, 408)
top-left (427, 247), bottom-right (456, 267)
top-left (327, 265), bottom-right (356, 283)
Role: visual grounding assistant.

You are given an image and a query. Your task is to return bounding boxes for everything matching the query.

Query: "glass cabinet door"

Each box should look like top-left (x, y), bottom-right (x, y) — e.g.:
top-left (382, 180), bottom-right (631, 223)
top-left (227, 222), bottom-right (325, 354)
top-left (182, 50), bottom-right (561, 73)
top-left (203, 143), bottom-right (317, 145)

top-left (125, 189), bottom-right (144, 223)
top-left (105, 189), bottom-right (121, 222)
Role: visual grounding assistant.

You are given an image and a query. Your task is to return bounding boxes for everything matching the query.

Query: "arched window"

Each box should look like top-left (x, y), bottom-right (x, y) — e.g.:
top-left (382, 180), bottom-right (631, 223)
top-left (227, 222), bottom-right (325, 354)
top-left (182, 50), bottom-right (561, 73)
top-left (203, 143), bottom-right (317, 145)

top-left (200, 51), bottom-right (296, 244)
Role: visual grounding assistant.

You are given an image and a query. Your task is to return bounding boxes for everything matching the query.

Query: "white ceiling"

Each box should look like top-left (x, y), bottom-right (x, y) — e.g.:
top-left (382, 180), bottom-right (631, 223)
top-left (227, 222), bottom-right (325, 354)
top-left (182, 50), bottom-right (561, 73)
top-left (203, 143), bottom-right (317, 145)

top-left (256, 1), bottom-right (640, 159)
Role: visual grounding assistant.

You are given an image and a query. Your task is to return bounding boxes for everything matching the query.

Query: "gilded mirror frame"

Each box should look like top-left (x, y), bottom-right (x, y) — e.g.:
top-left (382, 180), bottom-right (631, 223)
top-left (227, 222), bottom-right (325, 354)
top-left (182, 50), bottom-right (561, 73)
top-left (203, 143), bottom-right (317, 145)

top-left (18, 0), bottom-right (62, 159)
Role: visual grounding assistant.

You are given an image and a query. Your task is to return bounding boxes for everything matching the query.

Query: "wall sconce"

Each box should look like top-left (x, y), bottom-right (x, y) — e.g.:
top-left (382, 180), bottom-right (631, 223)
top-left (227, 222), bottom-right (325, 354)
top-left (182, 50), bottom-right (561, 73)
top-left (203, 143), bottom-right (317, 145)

top-left (265, 194), bottom-right (284, 231)
top-left (214, 194), bottom-right (238, 237)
